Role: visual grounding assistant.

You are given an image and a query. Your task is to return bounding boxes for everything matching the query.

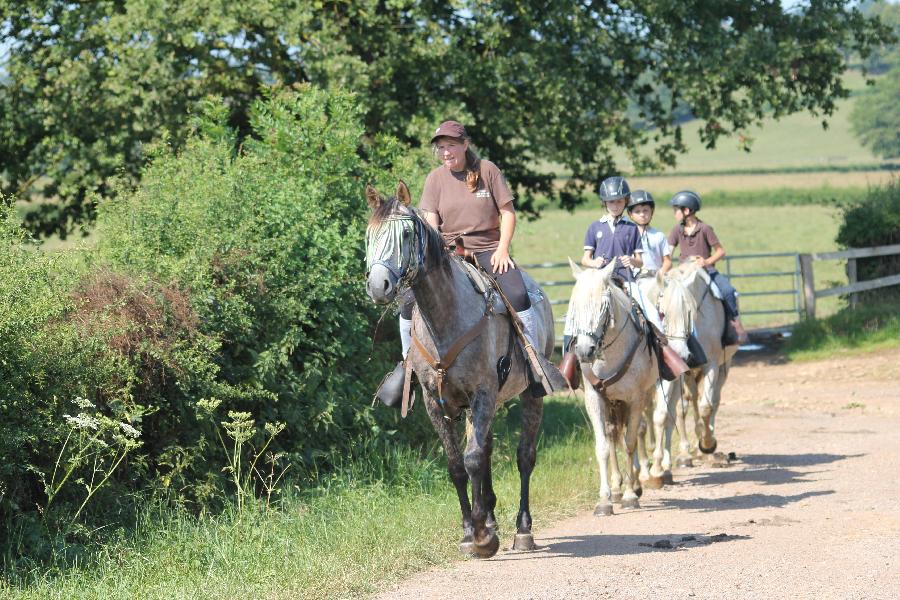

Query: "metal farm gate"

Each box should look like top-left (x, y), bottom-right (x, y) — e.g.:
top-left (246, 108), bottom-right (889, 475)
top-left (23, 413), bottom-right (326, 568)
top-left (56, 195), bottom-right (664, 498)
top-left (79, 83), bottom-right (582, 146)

top-left (520, 252), bottom-right (804, 344)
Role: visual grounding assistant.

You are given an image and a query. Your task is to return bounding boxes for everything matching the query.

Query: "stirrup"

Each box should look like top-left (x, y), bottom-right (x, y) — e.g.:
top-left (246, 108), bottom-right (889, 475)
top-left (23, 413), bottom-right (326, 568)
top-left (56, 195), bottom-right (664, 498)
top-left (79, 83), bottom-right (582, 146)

top-left (374, 361), bottom-right (405, 408)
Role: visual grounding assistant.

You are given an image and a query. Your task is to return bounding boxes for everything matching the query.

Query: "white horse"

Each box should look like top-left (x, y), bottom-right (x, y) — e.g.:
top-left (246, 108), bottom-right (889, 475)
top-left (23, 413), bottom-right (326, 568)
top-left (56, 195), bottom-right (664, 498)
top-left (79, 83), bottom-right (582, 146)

top-left (568, 261), bottom-right (659, 515)
top-left (652, 263), bottom-right (738, 473)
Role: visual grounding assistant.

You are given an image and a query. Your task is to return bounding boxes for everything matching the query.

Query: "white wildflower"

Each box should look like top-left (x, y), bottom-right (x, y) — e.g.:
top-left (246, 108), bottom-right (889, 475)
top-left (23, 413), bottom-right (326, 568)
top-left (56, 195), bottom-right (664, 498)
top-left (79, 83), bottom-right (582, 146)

top-left (119, 422), bottom-right (141, 438)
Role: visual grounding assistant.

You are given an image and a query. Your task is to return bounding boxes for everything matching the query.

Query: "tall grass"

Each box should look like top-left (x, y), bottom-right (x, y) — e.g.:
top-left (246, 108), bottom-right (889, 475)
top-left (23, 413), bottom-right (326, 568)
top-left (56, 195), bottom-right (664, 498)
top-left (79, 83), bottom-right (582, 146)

top-left (2, 398), bottom-right (603, 600)
top-left (785, 299), bottom-right (900, 361)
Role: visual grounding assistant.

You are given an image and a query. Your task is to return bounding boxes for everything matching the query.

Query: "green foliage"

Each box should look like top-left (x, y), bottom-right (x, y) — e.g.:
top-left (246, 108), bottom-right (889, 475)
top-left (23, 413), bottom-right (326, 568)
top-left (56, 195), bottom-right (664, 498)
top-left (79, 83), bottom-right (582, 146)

top-left (0, 1), bottom-right (893, 236)
top-left (835, 178), bottom-right (900, 297)
top-left (850, 68), bottom-right (900, 159)
top-left (859, 1), bottom-right (900, 73)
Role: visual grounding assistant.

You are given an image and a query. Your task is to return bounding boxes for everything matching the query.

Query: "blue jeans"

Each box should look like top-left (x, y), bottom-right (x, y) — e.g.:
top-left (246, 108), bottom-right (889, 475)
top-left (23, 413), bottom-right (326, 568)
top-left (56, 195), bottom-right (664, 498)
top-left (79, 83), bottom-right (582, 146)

top-left (709, 270), bottom-right (739, 319)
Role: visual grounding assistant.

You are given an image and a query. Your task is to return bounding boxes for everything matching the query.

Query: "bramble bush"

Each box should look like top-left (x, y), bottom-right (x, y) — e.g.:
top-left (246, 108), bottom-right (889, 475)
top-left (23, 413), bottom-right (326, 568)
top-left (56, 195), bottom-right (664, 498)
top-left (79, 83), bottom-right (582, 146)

top-left (2, 85), bottom-right (436, 565)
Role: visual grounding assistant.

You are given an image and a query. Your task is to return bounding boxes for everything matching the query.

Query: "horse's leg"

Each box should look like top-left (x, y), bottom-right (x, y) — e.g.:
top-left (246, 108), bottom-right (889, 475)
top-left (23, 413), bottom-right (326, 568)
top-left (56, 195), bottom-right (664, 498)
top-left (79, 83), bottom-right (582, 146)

top-left (608, 420), bottom-right (624, 503)
top-left (423, 392), bottom-right (473, 555)
top-left (697, 361), bottom-right (720, 454)
top-left (637, 396), bottom-right (653, 485)
top-left (464, 387), bottom-right (500, 558)
top-left (636, 413), bottom-right (650, 484)
top-left (649, 379), bottom-right (675, 485)
top-left (513, 389), bottom-right (543, 551)
top-left (584, 384), bottom-right (614, 516)
top-left (619, 401), bottom-right (643, 509)
top-left (482, 423), bottom-right (498, 531)
top-left (685, 373), bottom-right (703, 458)
top-left (674, 375), bottom-right (694, 468)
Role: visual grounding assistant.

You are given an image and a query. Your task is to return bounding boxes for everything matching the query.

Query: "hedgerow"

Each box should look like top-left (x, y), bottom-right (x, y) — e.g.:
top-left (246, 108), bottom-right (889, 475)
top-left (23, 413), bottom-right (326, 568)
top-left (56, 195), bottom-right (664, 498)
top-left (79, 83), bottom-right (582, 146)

top-left (1, 85), bottom-right (435, 564)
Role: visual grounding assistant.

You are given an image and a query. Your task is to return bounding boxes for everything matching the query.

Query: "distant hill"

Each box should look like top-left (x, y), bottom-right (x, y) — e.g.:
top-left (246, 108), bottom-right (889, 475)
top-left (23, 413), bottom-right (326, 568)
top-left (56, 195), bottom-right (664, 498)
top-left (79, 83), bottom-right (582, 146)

top-left (616, 70), bottom-right (896, 174)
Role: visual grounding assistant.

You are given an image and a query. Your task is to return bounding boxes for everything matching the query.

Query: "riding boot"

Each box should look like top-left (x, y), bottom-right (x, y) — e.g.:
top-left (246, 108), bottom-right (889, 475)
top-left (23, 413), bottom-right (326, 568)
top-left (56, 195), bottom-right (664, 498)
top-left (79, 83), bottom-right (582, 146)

top-left (374, 317), bottom-right (413, 408)
top-left (516, 307), bottom-right (547, 397)
top-left (557, 334), bottom-right (580, 390)
top-left (722, 317), bottom-right (748, 346)
top-left (732, 318), bottom-right (749, 345)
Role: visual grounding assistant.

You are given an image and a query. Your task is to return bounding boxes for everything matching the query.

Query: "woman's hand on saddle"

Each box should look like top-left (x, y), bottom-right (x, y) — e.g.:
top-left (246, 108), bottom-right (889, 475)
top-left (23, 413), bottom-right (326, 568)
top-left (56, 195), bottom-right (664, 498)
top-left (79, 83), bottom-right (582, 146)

top-left (619, 255), bottom-right (634, 269)
top-left (490, 247), bottom-right (515, 274)
top-left (691, 255), bottom-right (707, 268)
top-left (590, 256), bottom-right (608, 269)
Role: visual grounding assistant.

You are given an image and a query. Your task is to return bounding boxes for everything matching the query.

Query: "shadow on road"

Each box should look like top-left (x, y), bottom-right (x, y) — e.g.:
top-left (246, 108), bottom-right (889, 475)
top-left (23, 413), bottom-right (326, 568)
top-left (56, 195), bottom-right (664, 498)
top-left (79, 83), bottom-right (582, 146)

top-left (658, 489), bottom-right (834, 512)
top-left (491, 532), bottom-right (752, 560)
top-left (739, 453), bottom-right (863, 468)
top-left (683, 466), bottom-right (818, 487)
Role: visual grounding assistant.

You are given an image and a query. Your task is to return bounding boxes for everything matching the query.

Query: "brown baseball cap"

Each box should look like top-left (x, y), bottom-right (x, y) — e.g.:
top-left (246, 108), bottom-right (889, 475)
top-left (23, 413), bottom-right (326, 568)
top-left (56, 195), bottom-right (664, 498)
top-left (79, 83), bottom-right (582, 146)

top-left (430, 120), bottom-right (468, 143)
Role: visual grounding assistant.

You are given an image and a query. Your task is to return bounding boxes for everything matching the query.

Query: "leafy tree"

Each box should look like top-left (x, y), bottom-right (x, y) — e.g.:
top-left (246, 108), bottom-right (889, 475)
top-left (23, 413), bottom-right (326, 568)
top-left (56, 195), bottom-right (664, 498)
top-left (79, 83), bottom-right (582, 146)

top-left (851, 66), bottom-right (900, 159)
top-left (0, 1), bottom-right (894, 237)
top-left (859, 1), bottom-right (900, 72)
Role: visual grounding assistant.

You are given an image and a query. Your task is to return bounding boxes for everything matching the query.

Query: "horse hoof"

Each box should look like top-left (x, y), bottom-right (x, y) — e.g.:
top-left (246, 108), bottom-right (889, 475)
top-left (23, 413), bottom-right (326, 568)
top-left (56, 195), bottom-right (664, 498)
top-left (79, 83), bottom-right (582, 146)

top-left (512, 533), bottom-right (536, 551)
top-left (620, 497), bottom-right (640, 510)
top-left (643, 475), bottom-right (664, 490)
top-left (699, 438), bottom-right (718, 454)
top-left (459, 535), bottom-right (475, 556)
top-left (472, 532), bottom-right (500, 559)
top-left (594, 503), bottom-right (614, 517)
top-left (676, 456), bottom-right (694, 468)
top-left (662, 471), bottom-right (674, 485)
top-left (610, 490), bottom-right (624, 503)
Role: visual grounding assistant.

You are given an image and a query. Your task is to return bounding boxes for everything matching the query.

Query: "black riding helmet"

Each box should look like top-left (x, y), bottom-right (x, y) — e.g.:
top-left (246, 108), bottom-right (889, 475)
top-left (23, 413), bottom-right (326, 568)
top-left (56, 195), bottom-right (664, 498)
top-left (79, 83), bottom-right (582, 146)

top-left (598, 176), bottom-right (630, 202)
top-left (627, 190), bottom-right (655, 212)
top-left (669, 190), bottom-right (701, 213)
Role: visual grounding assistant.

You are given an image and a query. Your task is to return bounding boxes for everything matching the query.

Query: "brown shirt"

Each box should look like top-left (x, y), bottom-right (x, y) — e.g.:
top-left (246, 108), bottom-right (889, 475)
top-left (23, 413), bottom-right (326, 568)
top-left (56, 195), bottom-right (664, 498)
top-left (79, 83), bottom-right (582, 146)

top-left (667, 220), bottom-right (721, 268)
top-left (419, 159), bottom-right (515, 252)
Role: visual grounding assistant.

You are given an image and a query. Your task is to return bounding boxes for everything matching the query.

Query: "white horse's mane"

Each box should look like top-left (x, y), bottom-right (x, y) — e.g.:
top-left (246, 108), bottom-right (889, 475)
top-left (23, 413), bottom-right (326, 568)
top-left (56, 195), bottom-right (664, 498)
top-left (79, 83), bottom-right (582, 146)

top-left (661, 263), bottom-right (710, 333)
top-left (567, 265), bottom-right (630, 335)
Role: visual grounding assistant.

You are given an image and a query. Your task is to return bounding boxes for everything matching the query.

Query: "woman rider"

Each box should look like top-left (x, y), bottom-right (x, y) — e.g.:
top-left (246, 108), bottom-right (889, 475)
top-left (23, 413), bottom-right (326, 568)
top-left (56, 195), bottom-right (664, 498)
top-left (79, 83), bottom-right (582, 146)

top-left (376, 120), bottom-right (544, 407)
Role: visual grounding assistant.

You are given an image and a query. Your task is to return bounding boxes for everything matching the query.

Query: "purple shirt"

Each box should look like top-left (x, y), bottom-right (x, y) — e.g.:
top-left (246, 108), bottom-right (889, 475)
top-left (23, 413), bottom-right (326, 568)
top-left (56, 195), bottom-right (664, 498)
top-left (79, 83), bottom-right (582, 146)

top-left (583, 216), bottom-right (642, 280)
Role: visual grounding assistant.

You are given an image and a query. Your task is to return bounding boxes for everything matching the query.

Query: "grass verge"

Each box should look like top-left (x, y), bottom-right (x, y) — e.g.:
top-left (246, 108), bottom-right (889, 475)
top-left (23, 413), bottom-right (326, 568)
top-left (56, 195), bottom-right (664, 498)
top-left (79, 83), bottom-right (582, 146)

top-left (2, 397), bottom-right (601, 600)
top-left (785, 298), bottom-right (900, 361)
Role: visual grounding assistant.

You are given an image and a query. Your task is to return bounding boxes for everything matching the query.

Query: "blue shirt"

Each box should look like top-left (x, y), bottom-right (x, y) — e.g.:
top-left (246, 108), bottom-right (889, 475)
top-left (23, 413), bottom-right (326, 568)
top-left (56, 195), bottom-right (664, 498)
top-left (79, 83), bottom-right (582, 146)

top-left (583, 215), bottom-right (642, 280)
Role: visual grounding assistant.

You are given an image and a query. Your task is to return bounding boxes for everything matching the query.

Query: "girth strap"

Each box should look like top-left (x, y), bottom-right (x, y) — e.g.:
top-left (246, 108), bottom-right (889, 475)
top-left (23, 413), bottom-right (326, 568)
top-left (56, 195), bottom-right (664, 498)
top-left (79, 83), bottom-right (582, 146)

top-left (407, 311), bottom-right (491, 416)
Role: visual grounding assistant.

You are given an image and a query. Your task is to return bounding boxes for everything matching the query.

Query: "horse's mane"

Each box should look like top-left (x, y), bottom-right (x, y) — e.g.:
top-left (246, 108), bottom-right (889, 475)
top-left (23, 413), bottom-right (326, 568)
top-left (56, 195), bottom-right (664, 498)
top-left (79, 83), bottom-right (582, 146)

top-left (367, 193), bottom-right (446, 273)
top-left (568, 268), bottom-right (628, 334)
top-left (661, 262), bottom-right (706, 332)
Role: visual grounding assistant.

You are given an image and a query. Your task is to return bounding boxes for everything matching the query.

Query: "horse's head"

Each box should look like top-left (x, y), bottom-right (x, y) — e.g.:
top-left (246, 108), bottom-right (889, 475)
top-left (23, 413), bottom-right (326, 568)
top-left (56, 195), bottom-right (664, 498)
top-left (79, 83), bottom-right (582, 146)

top-left (659, 266), bottom-right (702, 363)
top-left (567, 259), bottom-right (618, 361)
top-left (364, 181), bottom-right (421, 304)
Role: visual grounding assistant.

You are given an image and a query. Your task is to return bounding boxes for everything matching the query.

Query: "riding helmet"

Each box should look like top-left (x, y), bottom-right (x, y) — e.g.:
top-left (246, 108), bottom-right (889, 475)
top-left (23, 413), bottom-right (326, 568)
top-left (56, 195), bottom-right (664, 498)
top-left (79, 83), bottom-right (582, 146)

top-left (598, 176), bottom-right (631, 202)
top-left (669, 190), bottom-right (701, 213)
top-left (627, 190), bottom-right (655, 211)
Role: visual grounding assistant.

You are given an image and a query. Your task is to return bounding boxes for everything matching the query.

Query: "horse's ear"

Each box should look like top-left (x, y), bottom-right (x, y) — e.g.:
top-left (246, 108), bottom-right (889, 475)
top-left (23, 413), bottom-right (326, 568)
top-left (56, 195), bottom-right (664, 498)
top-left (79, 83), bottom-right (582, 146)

top-left (568, 257), bottom-right (583, 278)
top-left (396, 180), bottom-right (412, 206)
top-left (599, 259), bottom-right (617, 282)
top-left (365, 185), bottom-right (382, 210)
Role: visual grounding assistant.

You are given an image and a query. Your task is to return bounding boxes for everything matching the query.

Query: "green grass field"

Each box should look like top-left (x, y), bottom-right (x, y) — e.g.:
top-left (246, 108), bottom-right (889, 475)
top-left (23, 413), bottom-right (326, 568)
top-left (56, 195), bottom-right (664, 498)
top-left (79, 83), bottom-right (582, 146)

top-left (611, 70), bottom-right (892, 175)
top-left (514, 203), bottom-right (847, 333)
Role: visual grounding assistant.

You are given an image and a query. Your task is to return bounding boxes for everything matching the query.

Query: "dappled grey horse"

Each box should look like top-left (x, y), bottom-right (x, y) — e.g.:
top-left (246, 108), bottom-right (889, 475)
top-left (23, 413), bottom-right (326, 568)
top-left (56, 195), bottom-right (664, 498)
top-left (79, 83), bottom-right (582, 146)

top-left (364, 182), bottom-right (558, 558)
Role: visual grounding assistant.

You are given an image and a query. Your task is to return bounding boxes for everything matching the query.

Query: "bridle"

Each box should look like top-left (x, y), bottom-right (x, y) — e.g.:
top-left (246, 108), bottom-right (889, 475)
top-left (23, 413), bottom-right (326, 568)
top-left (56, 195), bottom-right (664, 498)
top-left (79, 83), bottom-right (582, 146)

top-left (365, 206), bottom-right (429, 290)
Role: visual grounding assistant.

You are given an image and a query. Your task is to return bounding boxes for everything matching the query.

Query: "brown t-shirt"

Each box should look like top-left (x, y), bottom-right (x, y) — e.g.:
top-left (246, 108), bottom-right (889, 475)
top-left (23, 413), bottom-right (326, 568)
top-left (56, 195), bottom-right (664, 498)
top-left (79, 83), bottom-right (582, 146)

top-left (667, 220), bottom-right (721, 268)
top-left (419, 159), bottom-right (515, 252)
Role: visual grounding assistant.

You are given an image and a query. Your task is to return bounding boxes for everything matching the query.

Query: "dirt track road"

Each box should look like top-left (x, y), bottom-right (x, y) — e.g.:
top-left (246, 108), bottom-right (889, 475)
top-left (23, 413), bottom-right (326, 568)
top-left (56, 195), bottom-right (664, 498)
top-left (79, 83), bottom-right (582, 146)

top-left (375, 347), bottom-right (900, 600)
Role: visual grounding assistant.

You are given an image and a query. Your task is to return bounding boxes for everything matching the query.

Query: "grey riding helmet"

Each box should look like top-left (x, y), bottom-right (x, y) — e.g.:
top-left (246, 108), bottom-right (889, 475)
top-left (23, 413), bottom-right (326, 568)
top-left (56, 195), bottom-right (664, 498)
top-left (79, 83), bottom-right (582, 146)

top-left (669, 190), bottom-right (701, 213)
top-left (598, 176), bottom-right (630, 202)
top-left (627, 190), bottom-right (655, 212)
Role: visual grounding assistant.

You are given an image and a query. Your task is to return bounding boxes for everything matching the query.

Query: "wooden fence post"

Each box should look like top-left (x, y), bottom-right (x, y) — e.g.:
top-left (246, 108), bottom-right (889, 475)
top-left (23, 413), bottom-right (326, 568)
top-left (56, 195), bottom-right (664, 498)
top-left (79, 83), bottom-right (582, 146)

top-left (847, 258), bottom-right (858, 308)
top-left (799, 253), bottom-right (816, 319)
